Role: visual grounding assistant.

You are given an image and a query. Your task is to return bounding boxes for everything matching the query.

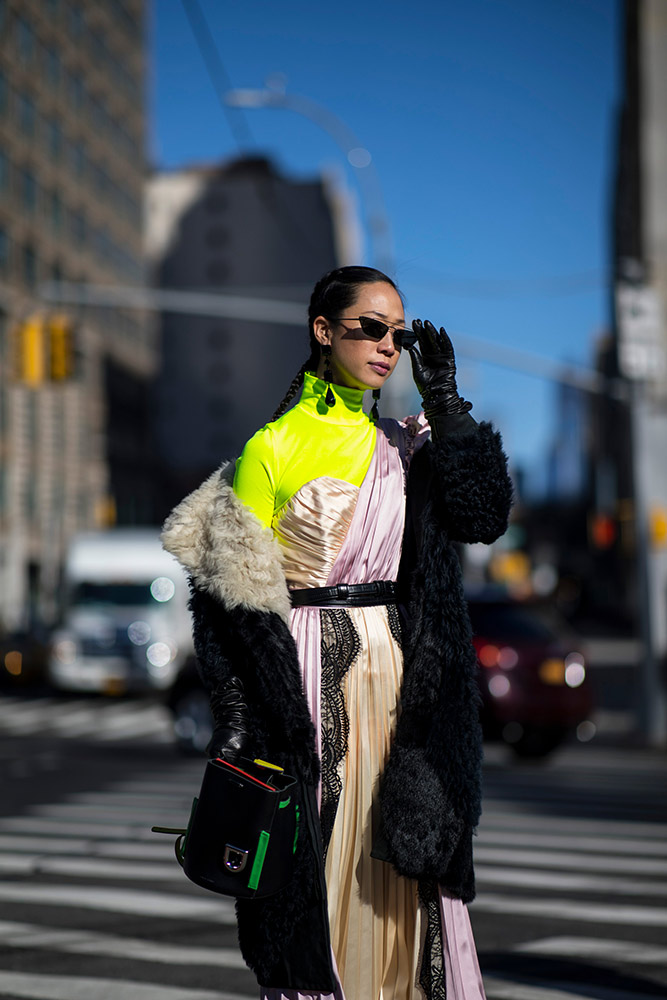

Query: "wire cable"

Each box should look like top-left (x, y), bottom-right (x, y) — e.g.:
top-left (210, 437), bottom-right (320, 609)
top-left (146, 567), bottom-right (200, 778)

top-left (180, 0), bottom-right (255, 150)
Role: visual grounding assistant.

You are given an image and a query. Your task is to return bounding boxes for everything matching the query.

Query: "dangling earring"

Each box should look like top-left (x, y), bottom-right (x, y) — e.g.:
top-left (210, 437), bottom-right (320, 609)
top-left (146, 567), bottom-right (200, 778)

top-left (371, 388), bottom-right (381, 421)
top-left (322, 345), bottom-right (336, 407)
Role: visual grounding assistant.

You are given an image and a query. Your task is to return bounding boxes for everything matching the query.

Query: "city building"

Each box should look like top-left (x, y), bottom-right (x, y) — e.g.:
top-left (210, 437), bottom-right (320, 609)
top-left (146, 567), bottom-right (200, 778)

top-left (0, 0), bottom-right (153, 631)
top-left (146, 155), bottom-right (360, 517)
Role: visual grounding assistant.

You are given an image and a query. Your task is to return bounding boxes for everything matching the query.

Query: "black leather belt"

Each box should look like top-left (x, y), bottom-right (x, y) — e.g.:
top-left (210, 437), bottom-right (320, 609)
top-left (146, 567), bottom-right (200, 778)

top-left (290, 581), bottom-right (398, 608)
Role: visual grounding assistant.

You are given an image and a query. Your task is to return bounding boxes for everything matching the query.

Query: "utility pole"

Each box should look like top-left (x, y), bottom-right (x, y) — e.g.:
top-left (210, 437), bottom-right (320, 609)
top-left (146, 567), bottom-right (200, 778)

top-left (616, 280), bottom-right (667, 747)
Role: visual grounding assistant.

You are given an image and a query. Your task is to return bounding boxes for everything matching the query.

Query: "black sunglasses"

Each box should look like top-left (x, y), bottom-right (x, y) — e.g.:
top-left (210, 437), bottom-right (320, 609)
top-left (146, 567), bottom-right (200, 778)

top-left (329, 315), bottom-right (417, 350)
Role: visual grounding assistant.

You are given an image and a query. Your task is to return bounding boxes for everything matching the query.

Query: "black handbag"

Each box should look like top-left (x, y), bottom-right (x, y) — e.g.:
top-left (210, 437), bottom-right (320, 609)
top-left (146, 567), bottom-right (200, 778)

top-left (153, 756), bottom-right (299, 899)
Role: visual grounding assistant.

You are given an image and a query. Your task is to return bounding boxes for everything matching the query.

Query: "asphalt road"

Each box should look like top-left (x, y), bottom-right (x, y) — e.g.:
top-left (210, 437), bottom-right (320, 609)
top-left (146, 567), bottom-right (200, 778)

top-left (0, 691), bottom-right (665, 1000)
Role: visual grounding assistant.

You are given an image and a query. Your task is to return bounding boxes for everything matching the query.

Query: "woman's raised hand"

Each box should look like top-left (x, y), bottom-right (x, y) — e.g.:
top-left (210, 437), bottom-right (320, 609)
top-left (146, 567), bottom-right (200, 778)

top-left (408, 319), bottom-right (472, 416)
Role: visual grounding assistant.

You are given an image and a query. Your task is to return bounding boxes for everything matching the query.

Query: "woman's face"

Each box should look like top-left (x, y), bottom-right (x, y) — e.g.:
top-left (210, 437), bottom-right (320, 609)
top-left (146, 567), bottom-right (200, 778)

top-left (313, 282), bottom-right (404, 391)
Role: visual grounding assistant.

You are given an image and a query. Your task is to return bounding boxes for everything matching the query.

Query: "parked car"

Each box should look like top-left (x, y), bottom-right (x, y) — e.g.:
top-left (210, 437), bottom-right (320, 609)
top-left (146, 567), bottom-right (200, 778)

top-left (468, 593), bottom-right (594, 757)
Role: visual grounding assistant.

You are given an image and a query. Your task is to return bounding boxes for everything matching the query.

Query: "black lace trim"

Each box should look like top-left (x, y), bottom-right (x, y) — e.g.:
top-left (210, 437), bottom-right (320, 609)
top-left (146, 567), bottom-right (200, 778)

top-left (417, 879), bottom-right (447, 1000)
top-left (387, 603), bottom-right (403, 649)
top-left (319, 608), bottom-right (361, 856)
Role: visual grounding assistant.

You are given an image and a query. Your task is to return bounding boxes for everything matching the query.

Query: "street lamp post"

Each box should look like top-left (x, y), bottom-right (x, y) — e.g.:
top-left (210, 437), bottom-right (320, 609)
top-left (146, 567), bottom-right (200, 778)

top-left (225, 86), bottom-right (394, 276)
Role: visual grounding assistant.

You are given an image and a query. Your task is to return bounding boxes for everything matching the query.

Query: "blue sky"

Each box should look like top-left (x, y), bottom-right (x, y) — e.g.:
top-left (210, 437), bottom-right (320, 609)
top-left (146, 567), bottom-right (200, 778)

top-left (149, 0), bottom-right (621, 485)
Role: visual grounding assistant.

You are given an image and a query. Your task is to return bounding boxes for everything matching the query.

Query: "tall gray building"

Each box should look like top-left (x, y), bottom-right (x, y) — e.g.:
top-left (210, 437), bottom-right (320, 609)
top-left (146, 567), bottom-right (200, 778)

top-left (146, 155), bottom-right (359, 517)
top-left (0, 0), bottom-right (153, 630)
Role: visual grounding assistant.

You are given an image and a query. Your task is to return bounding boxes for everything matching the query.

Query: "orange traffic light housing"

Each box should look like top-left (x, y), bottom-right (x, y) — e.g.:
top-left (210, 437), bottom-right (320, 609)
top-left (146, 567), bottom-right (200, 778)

top-left (13, 316), bottom-right (46, 385)
top-left (49, 314), bottom-right (75, 380)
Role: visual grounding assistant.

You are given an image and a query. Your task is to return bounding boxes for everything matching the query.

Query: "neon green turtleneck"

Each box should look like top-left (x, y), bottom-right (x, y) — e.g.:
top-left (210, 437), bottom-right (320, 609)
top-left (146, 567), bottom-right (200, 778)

top-left (233, 372), bottom-right (377, 528)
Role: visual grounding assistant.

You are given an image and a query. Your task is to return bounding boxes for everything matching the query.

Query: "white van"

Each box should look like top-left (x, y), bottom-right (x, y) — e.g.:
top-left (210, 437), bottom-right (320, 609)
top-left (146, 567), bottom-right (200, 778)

top-left (48, 528), bottom-right (194, 694)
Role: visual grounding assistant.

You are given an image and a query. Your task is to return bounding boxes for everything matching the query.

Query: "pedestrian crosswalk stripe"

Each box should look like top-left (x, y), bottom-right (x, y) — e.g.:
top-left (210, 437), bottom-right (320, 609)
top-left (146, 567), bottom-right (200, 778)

top-left (0, 970), bottom-right (251, 1000)
top-left (473, 893), bottom-right (667, 926)
top-left (32, 801), bottom-right (190, 820)
top-left (475, 845), bottom-right (667, 875)
top-left (0, 816), bottom-right (166, 839)
top-left (0, 920), bottom-right (247, 969)
top-left (482, 975), bottom-right (650, 1000)
top-left (72, 790), bottom-right (198, 806)
top-left (0, 833), bottom-right (172, 860)
top-left (0, 696), bottom-right (172, 744)
top-left (477, 828), bottom-right (667, 857)
top-left (0, 853), bottom-right (183, 881)
top-left (0, 834), bottom-right (91, 854)
top-left (476, 864), bottom-right (667, 897)
top-left (0, 883), bottom-right (236, 922)
top-left (515, 935), bottom-right (667, 965)
top-left (481, 808), bottom-right (667, 841)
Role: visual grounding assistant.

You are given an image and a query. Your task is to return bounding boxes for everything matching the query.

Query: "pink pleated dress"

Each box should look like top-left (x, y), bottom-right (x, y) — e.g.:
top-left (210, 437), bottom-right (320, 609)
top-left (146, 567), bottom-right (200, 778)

top-left (261, 420), bottom-right (486, 1000)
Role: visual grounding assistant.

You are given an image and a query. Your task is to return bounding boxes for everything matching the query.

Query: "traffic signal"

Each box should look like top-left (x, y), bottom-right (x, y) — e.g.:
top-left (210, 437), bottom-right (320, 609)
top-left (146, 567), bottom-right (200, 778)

top-left (589, 512), bottom-right (616, 550)
top-left (11, 314), bottom-right (77, 384)
top-left (12, 316), bottom-right (46, 385)
top-left (49, 314), bottom-right (75, 380)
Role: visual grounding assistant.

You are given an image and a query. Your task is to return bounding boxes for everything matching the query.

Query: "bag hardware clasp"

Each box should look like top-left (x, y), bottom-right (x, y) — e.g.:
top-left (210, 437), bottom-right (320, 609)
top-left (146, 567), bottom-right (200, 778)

top-left (223, 844), bottom-right (249, 872)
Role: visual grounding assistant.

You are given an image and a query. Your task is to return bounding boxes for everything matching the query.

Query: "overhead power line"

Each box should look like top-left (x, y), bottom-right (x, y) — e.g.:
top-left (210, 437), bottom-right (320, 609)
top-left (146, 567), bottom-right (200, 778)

top-left (180, 0), bottom-right (254, 150)
top-left (401, 267), bottom-right (609, 299)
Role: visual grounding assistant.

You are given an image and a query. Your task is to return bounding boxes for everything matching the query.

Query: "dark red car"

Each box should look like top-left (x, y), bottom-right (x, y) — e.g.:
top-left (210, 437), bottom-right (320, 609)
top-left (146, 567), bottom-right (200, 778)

top-left (468, 595), bottom-right (594, 757)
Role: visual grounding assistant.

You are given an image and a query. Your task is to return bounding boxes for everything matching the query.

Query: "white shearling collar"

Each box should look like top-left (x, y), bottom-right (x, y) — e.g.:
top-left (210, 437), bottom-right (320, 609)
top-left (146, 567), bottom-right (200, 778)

top-left (161, 461), bottom-right (291, 623)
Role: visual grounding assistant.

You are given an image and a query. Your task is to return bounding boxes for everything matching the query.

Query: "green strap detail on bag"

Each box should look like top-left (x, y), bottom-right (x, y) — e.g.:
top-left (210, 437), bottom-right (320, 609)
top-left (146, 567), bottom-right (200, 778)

top-left (278, 796), bottom-right (291, 809)
top-left (248, 830), bottom-right (270, 891)
top-left (293, 804), bottom-right (300, 854)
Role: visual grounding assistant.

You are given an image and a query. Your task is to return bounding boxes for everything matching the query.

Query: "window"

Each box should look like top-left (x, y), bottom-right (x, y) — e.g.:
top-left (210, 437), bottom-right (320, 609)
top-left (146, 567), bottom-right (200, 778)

top-left (0, 71), bottom-right (7, 117)
top-left (67, 72), bottom-right (84, 111)
top-left (50, 190), bottom-right (62, 232)
top-left (21, 169), bottom-right (37, 213)
top-left (0, 228), bottom-right (9, 277)
top-left (23, 243), bottom-right (37, 289)
top-left (16, 18), bottom-right (35, 64)
top-left (70, 208), bottom-right (86, 246)
top-left (72, 141), bottom-right (85, 178)
top-left (68, 2), bottom-right (84, 38)
top-left (46, 49), bottom-right (61, 89)
top-left (18, 93), bottom-right (36, 136)
top-left (47, 119), bottom-right (62, 160)
top-left (90, 96), bottom-right (106, 134)
top-left (0, 150), bottom-right (9, 193)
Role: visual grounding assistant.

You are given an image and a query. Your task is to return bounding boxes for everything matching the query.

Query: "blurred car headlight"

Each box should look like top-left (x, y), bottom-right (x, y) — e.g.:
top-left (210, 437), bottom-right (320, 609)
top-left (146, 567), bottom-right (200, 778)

top-left (565, 661), bottom-right (586, 688)
top-left (146, 642), bottom-right (173, 668)
top-left (488, 674), bottom-right (511, 697)
top-left (53, 639), bottom-right (77, 664)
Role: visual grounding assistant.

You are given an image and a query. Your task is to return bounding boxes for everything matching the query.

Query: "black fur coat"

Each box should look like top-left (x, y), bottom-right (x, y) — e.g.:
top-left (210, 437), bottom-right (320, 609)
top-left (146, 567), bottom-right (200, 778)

top-left (161, 412), bottom-right (512, 991)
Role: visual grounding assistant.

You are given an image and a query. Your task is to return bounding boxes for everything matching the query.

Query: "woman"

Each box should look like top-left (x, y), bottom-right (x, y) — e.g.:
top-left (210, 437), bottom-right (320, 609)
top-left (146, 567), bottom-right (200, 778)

top-left (162, 266), bottom-right (513, 1000)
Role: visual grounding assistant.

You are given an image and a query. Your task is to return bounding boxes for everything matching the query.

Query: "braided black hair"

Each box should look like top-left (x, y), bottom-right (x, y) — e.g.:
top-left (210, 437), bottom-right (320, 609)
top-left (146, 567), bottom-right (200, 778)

top-left (271, 266), bottom-right (401, 421)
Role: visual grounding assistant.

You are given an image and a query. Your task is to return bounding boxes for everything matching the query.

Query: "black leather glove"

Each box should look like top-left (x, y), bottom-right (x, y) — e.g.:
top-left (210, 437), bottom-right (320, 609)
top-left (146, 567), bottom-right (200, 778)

top-left (409, 319), bottom-right (472, 419)
top-left (208, 675), bottom-right (251, 762)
